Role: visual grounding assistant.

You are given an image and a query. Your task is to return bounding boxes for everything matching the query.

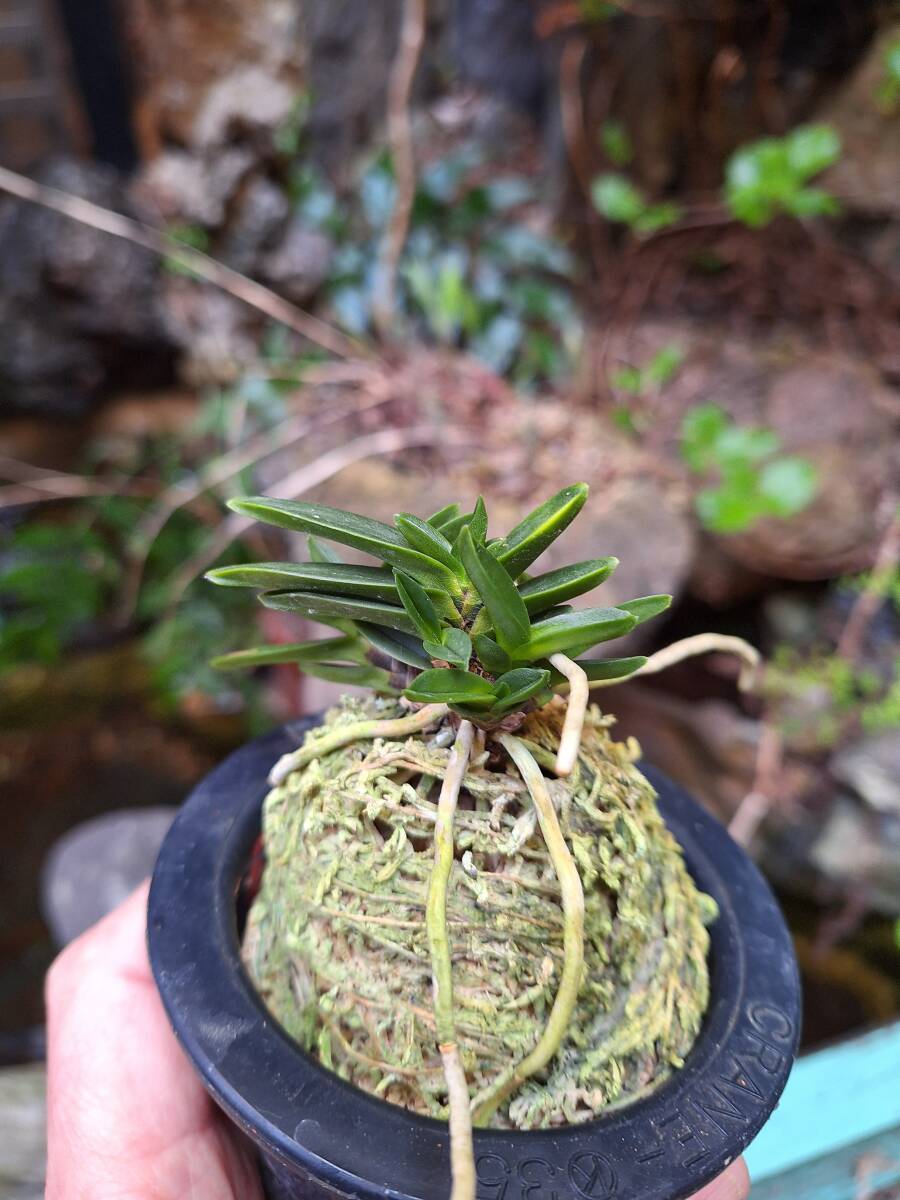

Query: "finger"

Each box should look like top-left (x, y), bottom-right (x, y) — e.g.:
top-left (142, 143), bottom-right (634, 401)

top-left (689, 1158), bottom-right (751, 1200)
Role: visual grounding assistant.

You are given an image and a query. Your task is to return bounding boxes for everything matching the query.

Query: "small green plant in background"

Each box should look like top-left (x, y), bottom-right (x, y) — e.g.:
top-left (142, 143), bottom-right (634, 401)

top-left (724, 124), bottom-right (841, 227)
top-left (591, 173), bottom-right (682, 235)
top-left (322, 146), bottom-right (581, 386)
top-left (876, 37), bottom-right (900, 113)
top-left (610, 344), bottom-right (684, 434)
top-left (681, 403), bottom-right (818, 534)
top-left (600, 120), bottom-right (633, 167)
top-left (162, 223), bottom-right (212, 278)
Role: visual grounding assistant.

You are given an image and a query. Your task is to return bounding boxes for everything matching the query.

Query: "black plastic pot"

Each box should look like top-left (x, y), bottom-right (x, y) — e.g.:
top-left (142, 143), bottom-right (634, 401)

top-left (148, 717), bottom-right (801, 1200)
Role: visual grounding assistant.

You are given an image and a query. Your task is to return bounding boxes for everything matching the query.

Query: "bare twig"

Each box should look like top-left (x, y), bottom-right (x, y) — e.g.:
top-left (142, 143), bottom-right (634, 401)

top-left (372, 0), bottom-right (427, 339)
top-left (117, 388), bottom-right (393, 622)
top-left (164, 424), bottom-right (467, 609)
top-left (0, 164), bottom-right (362, 361)
top-left (728, 720), bottom-right (782, 846)
top-left (837, 501), bottom-right (900, 663)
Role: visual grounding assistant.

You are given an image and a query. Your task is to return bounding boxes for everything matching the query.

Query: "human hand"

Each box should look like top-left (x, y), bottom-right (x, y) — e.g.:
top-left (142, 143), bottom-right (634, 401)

top-left (45, 881), bottom-right (263, 1200)
top-left (45, 883), bottom-right (749, 1200)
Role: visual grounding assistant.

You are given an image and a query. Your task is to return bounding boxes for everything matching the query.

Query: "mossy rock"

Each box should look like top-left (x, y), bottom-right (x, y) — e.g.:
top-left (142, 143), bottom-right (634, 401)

top-left (244, 697), bottom-right (716, 1129)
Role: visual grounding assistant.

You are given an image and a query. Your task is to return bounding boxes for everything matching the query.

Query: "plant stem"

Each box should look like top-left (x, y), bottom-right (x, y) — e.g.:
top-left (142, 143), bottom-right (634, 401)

top-left (268, 704), bottom-right (450, 785)
top-left (426, 719), bottom-right (476, 1200)
top-left (472, 734), bottom-right (585, 1125)
top-left (549, 654), bottom-right (588, 777)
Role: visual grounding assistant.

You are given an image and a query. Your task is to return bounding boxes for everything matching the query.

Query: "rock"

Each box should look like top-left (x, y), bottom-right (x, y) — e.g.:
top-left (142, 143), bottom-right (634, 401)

top-left (832, 733), bottom-right (900, 815)
top-left (820, 24), bottom-right (900, 218)
top-left (40, 807), bottom-right (176, 947)
top-left (115, 0), bottom-right (304, 152)
top-left (807, 794), bottom-right (900, 915)
top-left (303, 0), bottom-right (404, 165)
top-left (261, 219), bottom-right (334, 304)
top-left (221, 178), bottom-right (291, 275)
top-left (0, 159), bottom-right (176, 416)
top-left (161, 283), bottom-right (260, 385)
top-left (193, 65), bottom-right (298, 151)
top-left (0, 1063), bottom-right (45, 1197)
top-left (133, 148), bottom-right (255, 227)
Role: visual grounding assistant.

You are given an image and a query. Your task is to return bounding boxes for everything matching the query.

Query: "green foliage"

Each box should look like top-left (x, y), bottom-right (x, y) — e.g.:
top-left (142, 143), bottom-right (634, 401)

top-left (162, 223), bottom-right (211, 277)
top-left (323, 146), bottom-right (580, 386)
top-left (876, 38), bottom-right (900, 112)
top-left (209, 484), bottom-right (670, 724)
top-left (610, 345), bottom-right (684, 436)
top-left (766, 646), bottom-right (899, 750)
top-left (0, 523), bottom-right (117, 668)
top-left (612, 344), bottom-right (684, 395)
top-left (591, 173), bottom-right (681, 235)
top-left (600, 120), bottom-right (633, 166)
top-left (0, 375), bottom-right (309, 714)
top-left (681, 404), bottom-right (818, 534)
top-left (724, 125), bottom-right (841, 227)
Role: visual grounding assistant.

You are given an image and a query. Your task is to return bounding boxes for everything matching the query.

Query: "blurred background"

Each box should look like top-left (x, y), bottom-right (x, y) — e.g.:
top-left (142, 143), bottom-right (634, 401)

top-left (1, 0), bottom-right (899, 1192)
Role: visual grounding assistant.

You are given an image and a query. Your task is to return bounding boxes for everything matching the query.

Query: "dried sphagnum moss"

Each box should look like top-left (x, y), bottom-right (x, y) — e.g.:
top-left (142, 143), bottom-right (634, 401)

top-left (243, 696), bottom-right (716, 1129)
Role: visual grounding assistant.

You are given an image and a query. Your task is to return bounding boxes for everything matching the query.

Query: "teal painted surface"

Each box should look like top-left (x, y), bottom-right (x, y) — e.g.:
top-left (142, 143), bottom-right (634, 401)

top-left (745, 1021), bottom-right (900, 1183)
top-left (750, 1127), bottom-right (900, 1200)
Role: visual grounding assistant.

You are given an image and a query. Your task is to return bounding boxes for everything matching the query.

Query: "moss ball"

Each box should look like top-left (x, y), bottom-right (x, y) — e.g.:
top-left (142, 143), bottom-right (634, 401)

top-left (244, 697), bottom-right (716, 1128)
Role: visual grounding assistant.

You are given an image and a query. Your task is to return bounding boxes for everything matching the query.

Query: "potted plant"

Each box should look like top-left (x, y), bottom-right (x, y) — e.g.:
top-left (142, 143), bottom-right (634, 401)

top-left (148, 483), bottom-right (800, 1200)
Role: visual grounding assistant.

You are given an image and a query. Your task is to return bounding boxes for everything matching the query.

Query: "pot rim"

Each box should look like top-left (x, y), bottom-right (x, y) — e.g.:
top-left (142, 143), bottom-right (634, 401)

top-left (148, 716), bottom-right (801, 1200)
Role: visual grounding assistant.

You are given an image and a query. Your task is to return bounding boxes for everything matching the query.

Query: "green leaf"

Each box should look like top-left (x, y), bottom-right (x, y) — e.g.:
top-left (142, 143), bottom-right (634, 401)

top-left (497, 483), bottom-right (589, 577)
top-left (617, 594), bottom-right (672, 625)
top-left (403, 668), bottom-right (496, 708)
top-left (473, 634), bottom-right (512, 674)
top-left (394, 513), bottom-right (461, 575)
top-left (210, 636), bottom-right (364, 670)
top-left (439, 510), bottom-right (475, 542)
top-left (681, 404), bottom-right (729, 472)
top-left (394, 570), bottom-right (442, 642)
top-left (600, 119), bottom-right (632, 166)
top-left (297, 661), bottom-right (397, 690)
top-left (459, 526), bottom-right (530, 654)
top-left (206, 561), bottom-right (400, 601)
top-left (426, 502), bottom-right (460, 530)
top-left (355, 622), bottom-right (432, 669)
top-left (547, 655), bottom-right (647, 688)
top-left (308, 535), bottom-right (343, 564)
top-left (228, 497), bottom-right (460, 593)
top-left (786, 124), bottom-right (841, 179)
top-left (516, 606), bottom-right (636, 662)
top-left (517, 558), bottom-right (618, 614)
top-left (758, 456), bottom-right (818, 516)
top-left (469, 496), bottom-right (488, 545)
top-left (580, 656), bottom-right (647, 682)
top-left (591, 173), bottom-right (644, 223)
top-left (260, 590), bottom-right (416, 633)
top-left (423, 627), bottom-right (472, 668)
top-left (492, 667), bottom-right (551, 713)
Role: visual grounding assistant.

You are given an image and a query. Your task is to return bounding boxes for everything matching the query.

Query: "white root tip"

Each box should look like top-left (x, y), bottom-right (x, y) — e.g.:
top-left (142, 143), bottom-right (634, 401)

top-left (550, 654), bottom-right (589, 777)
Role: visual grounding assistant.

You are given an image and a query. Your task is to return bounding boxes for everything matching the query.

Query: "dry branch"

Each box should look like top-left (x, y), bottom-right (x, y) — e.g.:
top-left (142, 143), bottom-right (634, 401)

top-left (372, 0), bottom-right (427, 339)
top-left (0, 164), bottom-right (362, 361)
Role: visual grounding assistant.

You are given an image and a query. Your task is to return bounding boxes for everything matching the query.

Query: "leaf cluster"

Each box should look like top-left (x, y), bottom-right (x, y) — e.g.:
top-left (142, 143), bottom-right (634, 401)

top-left (591, 174), bottom-right (681, 236)
top-left (724, 125), bottom-right (841, 228)
top-left (681, 404), bottom-right (818, 534)
top-left (208, 484), bottom-right (671, 723)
